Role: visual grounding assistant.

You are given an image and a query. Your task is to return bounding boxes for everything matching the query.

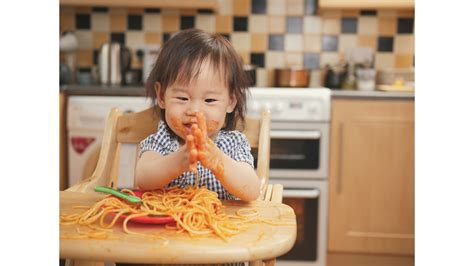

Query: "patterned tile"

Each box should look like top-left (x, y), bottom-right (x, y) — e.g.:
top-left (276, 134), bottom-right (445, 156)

top-left (90, 14), bottom-right (109, 32)
top-left (76, 31), bottom-right (93, 49)
top-left (196, 15), bottom-right (216, 32)
top-left (251, 53), bottom-right (265, 67)
top-left (252, 0), bottom-right (267, 14)
top-left (231, 32), bottom-right (251, 51)
top-left (269, 34), bottom-right (285, 50)
top-left (76, 14), bottom-right (91, 30)
top-left (358, 17), bottom-right (377, 35)
top-left (395, 54), bottom-right (414, 68)
top-left (110, 32), bottom-right (125, 44)
top-left (249, 15), bottom-right (268, 33)
top-left (269, 16), bottom-right (286, 33)
top-left (143, 14), bottom-right (162, 32)
top-left (233, 16), bottom-right (248, 31)
top-left (397, 18), bottom-right (414, 34)
top-left (91, 7), bottom-right (107, 12)
top-left (358, 35), bottom-right (377, 50)
top-left (60, 3), bottom-right (415, 87)
top-left (394, 35), bottom-right (414, 54)
top-left (378, 17), bottom-right (396, 35)
top-left (303, 16), bottom-right (321, 33)
top-left (162, 14), bottom-right (179, 32)
top-left (377, 36), bottom-right (394, 52)
top-left (144, 8), bottom-right (161, 13)
top-left (93, 32), bottom-right (109, 49)
top-left (341, 17), bottom-right (357, 33)
top-left (233, 0), bottom-right (250, 15)
top-left (304, 34), bottom-right (321, 52)
top-left (285, 52), bottom-right (303, 66)
top-left (287, 0), bottom-right (304, 15)
top-left (360, 10), bottom-right (377, 16)
top-left (339, 34), bottom-right (358, 53)
top-left (216, 15), bottom-right (232, 33)
top-left (285, 34), bottom-right (303, 51)
top-left (322, 35), bottom-right (338, 51)
top-left (304, 52), bottom-right (320, 69)
top-left (180, 16), bottom-right (195, 30)
top-left (265, 51), bottom-right (285, 68)
top-left (287, 16), bottom-right (303, 33)
top-left (251, 33), bottom-right (268, 52)
top-left (268, 0), bottom-right (286, 15)
top-left (322, 18), bottom-right (340, 34)
top-left (110, 13), bottom-right (126, 31)
top-left (144, 32), bottom-right (161, 44)
top-left (320, 52), bottom-right (341, 67)
top-left (375, 53), bottom-right (395, 69)
top-left (128, 15), bottom-right (143, 30)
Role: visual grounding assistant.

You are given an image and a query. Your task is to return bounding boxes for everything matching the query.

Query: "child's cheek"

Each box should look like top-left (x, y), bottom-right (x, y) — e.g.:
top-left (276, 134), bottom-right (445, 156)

top-left (207, 120), bottom-right (219, 133)
top-left (170, 116), bottom-right (187, 137)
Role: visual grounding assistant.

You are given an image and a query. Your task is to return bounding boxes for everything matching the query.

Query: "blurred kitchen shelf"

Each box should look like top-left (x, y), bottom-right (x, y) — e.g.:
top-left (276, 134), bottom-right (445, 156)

top-left (60, 0), bottom-right (219, 11)
top-left (319, 0), bottom-right (414, 9)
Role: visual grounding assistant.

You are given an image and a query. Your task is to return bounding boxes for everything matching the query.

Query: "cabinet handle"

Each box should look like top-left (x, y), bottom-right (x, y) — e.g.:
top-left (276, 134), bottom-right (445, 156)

top-left (337, 124), bottom-right (344, 194)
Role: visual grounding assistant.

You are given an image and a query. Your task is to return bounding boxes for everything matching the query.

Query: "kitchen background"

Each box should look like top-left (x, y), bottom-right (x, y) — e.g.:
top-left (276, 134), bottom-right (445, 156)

top-left (59, 0), bottom-right (414, 87)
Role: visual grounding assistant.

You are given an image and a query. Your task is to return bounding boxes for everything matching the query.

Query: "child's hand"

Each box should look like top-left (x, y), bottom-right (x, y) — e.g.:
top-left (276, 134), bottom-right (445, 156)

top-left (185, 134), bottom-right (198, 172)
top-left (191, 113), bottom-right (224, 178)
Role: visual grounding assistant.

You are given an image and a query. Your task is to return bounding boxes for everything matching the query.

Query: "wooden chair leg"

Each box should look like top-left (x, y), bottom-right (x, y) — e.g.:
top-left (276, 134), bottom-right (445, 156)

top-left (263, 258), bottom-right (275, 266)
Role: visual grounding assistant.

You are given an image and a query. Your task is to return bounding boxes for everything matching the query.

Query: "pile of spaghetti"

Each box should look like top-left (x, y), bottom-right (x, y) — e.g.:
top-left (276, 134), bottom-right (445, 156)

top-left (60, 185), bottom-right (261, 241)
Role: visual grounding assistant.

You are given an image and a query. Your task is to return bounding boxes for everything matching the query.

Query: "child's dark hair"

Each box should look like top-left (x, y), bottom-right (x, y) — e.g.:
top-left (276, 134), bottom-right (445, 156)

top-left (145, 29), bottom-right (250, 130)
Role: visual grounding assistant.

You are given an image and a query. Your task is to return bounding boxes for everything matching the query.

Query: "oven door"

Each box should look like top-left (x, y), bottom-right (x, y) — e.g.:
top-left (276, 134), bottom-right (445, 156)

top-left (279, 187), bottom-right (320, 262)
top-left (268, 125), bottom-right (329, 179)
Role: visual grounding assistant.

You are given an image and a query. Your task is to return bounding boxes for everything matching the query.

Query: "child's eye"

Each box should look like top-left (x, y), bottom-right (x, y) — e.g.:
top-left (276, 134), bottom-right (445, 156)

top-left (205, 98), bottom-right (217, 103)
top-left (177, 97), bottom-right (188, 101)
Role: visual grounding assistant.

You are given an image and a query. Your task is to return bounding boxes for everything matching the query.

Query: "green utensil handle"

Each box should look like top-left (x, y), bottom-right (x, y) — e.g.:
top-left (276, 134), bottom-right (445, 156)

top-left (94, 186), bottom-right (141, 204)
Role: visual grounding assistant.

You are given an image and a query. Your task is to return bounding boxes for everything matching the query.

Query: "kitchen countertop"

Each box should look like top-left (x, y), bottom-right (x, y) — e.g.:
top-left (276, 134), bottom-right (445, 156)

top-left (61, 85), bottom-right (414, 99)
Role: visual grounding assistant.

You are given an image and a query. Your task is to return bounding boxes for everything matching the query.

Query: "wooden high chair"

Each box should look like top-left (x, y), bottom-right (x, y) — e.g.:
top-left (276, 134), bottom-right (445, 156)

top-left (66, 106), bottom-right (283, 266)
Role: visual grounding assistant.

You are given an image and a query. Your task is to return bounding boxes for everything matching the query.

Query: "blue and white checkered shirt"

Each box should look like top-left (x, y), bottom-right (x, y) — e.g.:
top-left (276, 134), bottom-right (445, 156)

top-left (139, 121), bottom-right (254, 200)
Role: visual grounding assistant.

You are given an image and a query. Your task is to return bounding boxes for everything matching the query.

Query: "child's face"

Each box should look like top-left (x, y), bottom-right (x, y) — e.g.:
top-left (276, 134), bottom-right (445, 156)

top-left (156, 60), bottom-right (237, 142)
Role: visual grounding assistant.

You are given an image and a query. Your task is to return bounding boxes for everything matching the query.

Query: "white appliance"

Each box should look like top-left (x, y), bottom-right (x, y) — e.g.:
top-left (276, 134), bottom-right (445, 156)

top-left (247, 87), bottom-right (331, 266)
top-left (67, 96), bottom-right (150, 189)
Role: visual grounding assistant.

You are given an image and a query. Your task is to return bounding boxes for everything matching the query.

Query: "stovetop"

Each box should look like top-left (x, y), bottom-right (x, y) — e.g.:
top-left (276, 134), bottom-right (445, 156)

top-left (247, 87), bottom-right (331, 122)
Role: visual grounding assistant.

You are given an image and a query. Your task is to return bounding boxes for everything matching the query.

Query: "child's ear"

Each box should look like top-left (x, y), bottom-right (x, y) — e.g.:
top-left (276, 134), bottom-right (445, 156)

top-left (226, 94), bottom-right (237, 113)
top-left (154, 82), bottom-right (165, 109)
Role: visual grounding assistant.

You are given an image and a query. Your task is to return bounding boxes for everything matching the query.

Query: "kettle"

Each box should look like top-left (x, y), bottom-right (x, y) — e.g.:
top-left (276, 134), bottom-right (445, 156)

top-left (98, 42), bottom-right (131, 85)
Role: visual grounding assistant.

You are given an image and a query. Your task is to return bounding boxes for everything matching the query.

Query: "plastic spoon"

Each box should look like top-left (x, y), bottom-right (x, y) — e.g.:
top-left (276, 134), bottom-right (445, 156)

top-left (94, 186), bottom-right (141, 204)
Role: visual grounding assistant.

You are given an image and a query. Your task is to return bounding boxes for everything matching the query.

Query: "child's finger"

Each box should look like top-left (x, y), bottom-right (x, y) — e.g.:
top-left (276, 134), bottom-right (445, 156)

top-left (189, 149), bottom-right (198, 172)
top-left (192, 124), bottom-right (204, 149)
top-left (186, 135), bottom-right (198, 171)
top-left (196, 112), bottom-right (207, 138)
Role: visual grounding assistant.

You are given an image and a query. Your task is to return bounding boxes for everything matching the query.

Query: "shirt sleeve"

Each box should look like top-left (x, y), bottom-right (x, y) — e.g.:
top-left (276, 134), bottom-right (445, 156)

top-left (139, 121), bottom-right (170, 157)
top-left (223, 131), bottom-right (255, 168)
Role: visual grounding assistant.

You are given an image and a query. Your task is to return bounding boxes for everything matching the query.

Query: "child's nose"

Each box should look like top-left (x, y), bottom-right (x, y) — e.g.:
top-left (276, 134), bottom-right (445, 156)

top-left (186, 102), bottom-right (200, 115)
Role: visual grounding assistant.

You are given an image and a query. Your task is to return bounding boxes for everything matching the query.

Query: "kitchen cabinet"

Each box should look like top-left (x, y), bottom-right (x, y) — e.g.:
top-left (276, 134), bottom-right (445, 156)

top-left (59, 0), bottom-right (219, 11)
top-left (60, 91), bottom-right (67, 191)
top-left (319, 0), bottom-right (414, 9)
top-left (328, 98), bottom-right (414, 255)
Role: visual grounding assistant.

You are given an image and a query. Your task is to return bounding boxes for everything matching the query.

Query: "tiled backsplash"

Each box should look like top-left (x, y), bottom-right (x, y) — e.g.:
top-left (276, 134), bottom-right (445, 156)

top-left (60, 0), bottom-right (414, 87)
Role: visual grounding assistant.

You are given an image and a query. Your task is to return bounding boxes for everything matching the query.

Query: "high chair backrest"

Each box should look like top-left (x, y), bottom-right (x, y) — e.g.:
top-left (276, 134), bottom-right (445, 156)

top-left (68, 106), bottom-right (271, 197)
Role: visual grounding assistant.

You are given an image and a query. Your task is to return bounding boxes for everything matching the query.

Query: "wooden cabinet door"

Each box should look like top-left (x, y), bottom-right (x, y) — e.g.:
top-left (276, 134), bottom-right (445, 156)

top-left (319, 0), bottom-right (414, 9)
top-left (328, 99), bottom-right (414, 255)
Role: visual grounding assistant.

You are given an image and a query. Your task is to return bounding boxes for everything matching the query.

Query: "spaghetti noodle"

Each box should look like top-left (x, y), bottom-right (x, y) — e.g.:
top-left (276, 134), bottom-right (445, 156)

top-left (60, 185), bottom-right (276, 241)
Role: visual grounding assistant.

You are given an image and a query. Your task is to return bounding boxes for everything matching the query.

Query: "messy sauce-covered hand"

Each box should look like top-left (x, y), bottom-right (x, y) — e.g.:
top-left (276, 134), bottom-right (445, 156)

top-left (191, 112), bottom-right (224, 179)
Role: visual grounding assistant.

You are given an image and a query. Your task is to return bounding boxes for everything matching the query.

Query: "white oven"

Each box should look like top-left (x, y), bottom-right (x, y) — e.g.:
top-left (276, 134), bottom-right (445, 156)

top-left (248, 88), bottom-right (331, 266)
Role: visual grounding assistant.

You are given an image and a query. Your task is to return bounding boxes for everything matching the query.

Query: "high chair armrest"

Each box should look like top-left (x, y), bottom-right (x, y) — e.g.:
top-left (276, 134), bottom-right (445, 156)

top-left (256, 109), bottom-right (271, 197)
top-left (67, 108), bottom-right (122, 193)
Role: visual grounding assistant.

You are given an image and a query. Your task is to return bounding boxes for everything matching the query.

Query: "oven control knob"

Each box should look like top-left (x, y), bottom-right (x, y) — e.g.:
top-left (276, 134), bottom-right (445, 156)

top-left (309, 104), bottom-right (319, 114)
top-left (273, 102), bottom-right (284, 114)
